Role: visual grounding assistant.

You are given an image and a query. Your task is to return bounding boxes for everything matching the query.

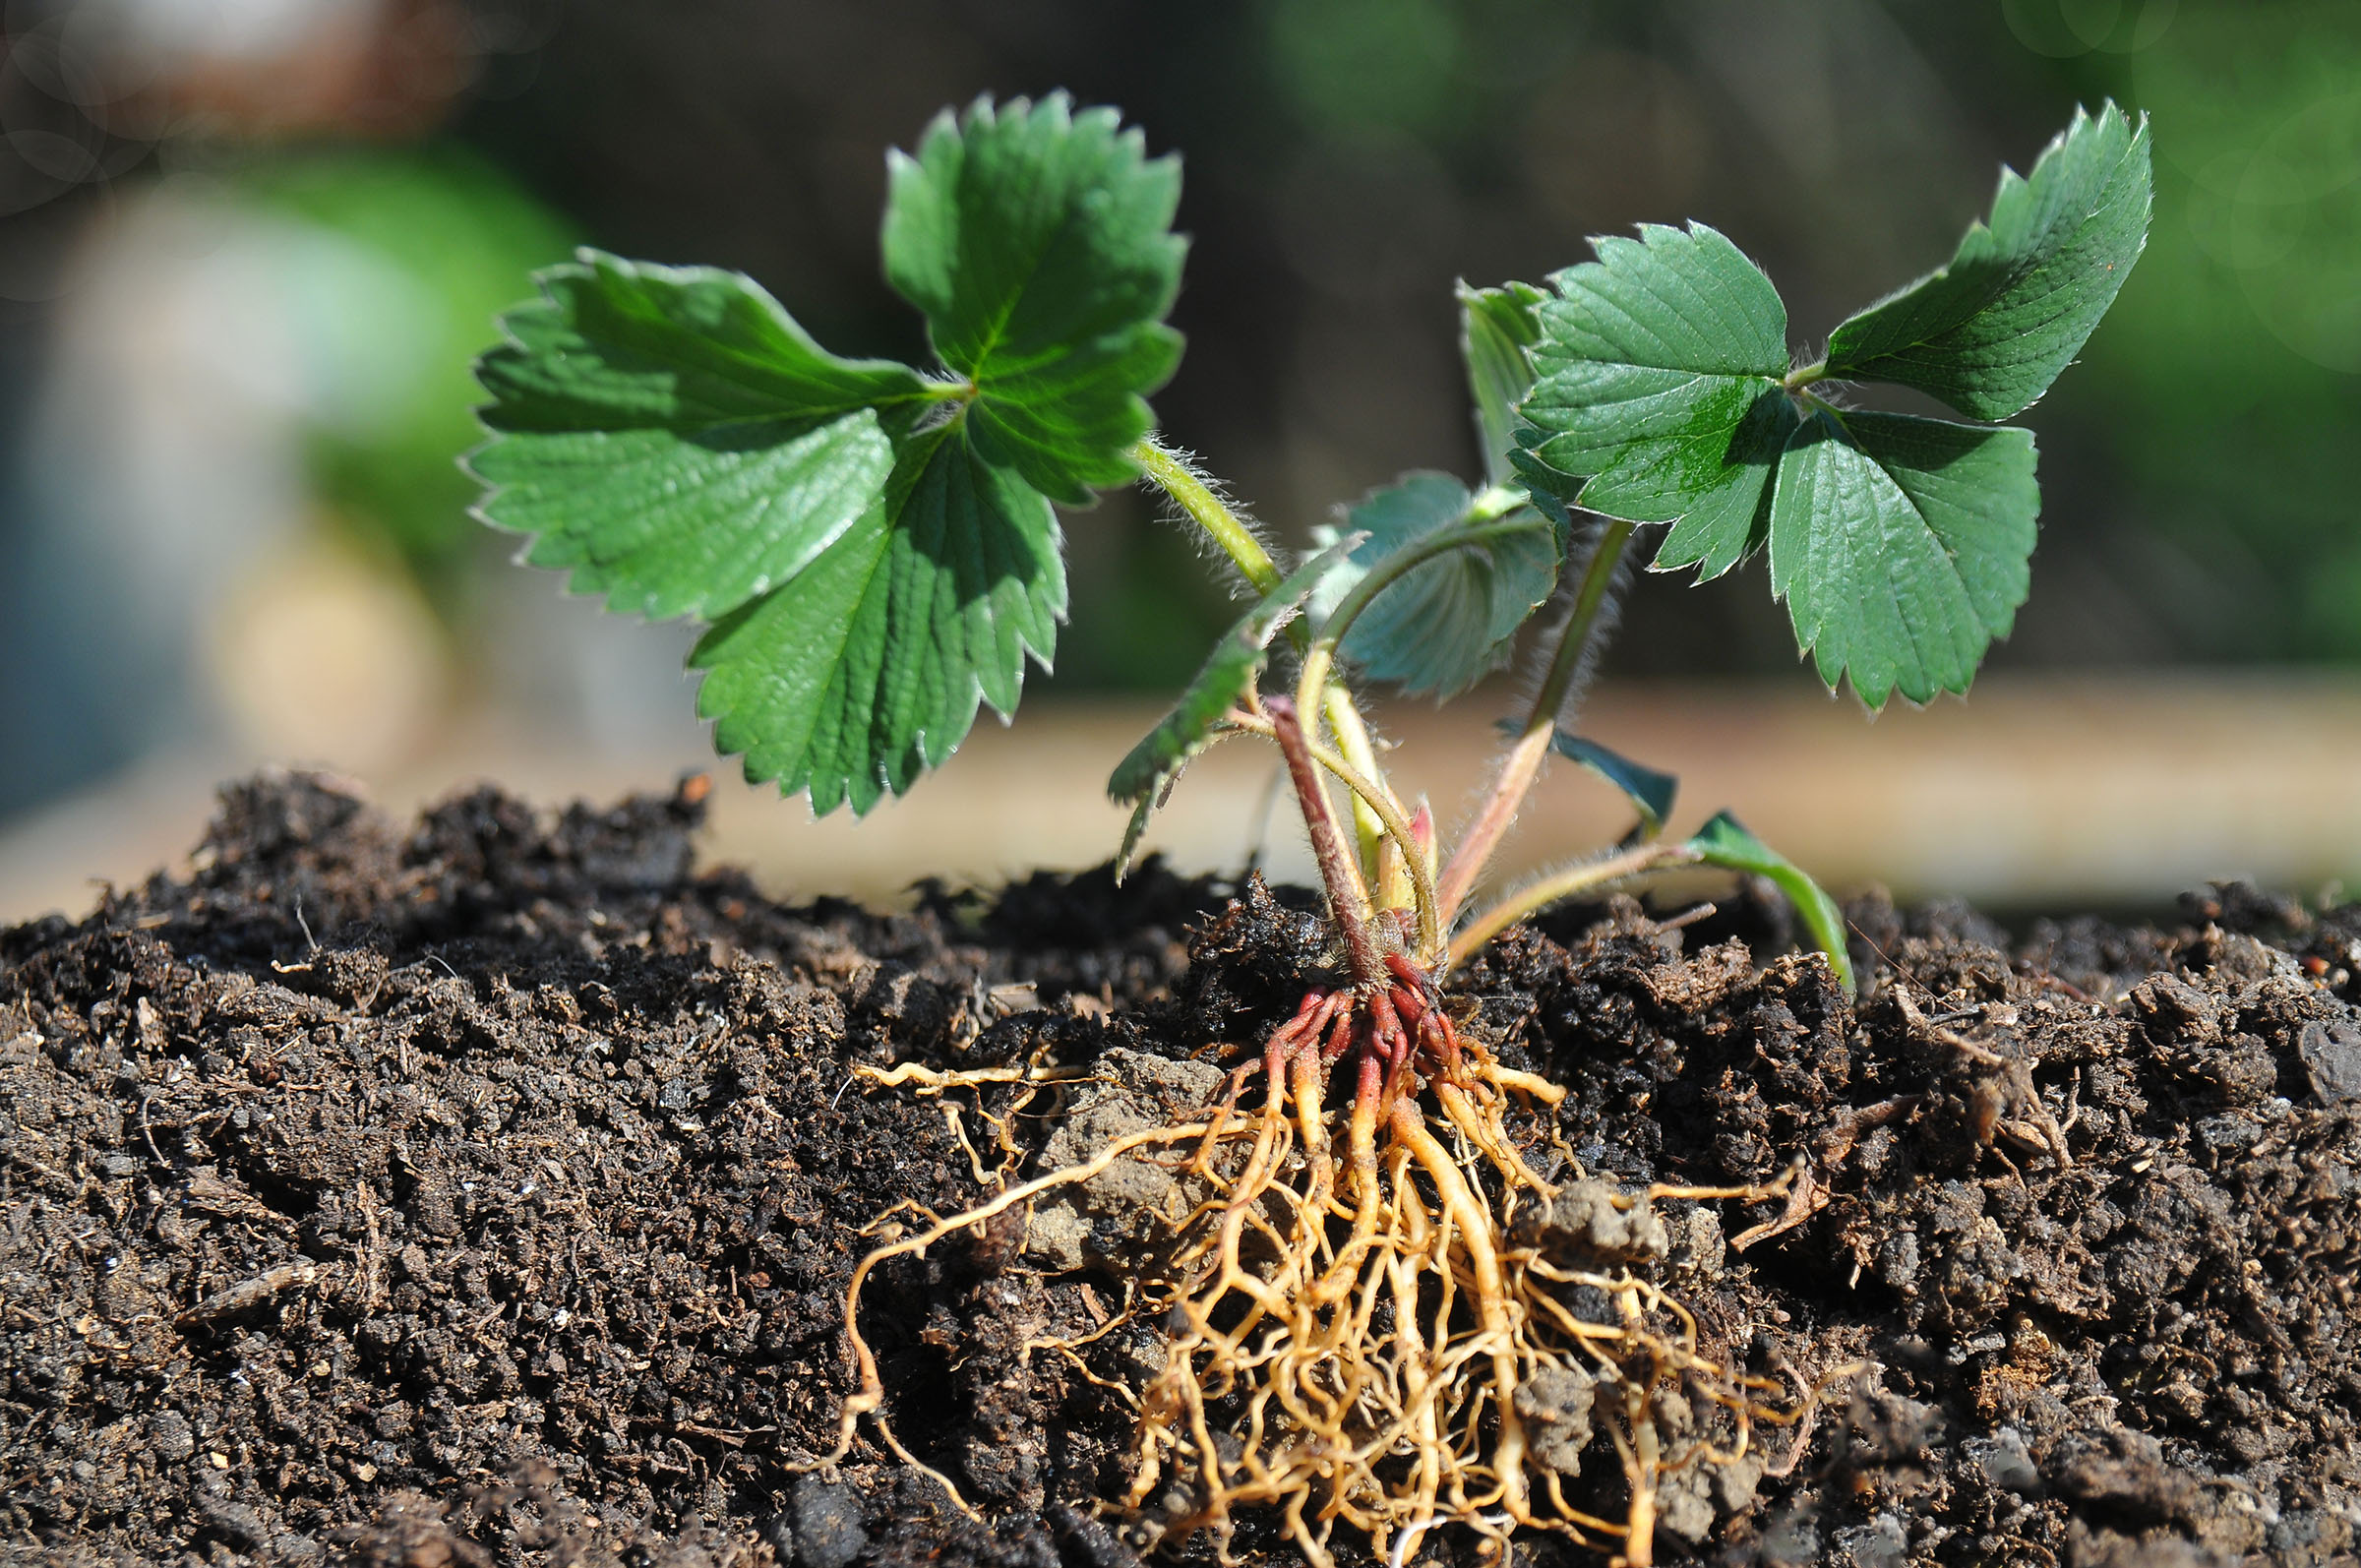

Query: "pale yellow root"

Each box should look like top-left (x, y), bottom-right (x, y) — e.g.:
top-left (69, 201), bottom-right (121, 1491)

top-left (793, 1118), bottom-right (1214, 1513)
top-left (825, 1053), bottom-right (1828, 1566)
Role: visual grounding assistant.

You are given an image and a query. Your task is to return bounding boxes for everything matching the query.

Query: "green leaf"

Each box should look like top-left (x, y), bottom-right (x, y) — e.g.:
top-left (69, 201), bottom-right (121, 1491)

top-left (473, 98), bottom-right (1195, 816)
top-left (1312, 474), bottom-right (1558, 700)
top-left (1544, 730), bottom-right (1679, 836)
top-left (1107, 533), bottom-right (1364, 809)
top-left (691, 423), bottom-right (1064, 815)
top-left (1770, 409), bottom-right (2038, 707)
top-left (471, 251), bottom-right (932, 620)
top-left (1520, 223), bottom-right (1796, 581)
top-left (1459, 279), bottom-right (1547, 488)
top-left (1824, 102), bottom-right (2151, 421)
top-left (884, 92), bottom-right (1186, 505)
top-left (1683, 812), bottom-right (1854, 993)
top-left (1505, 443), bottom-right (1582, 530)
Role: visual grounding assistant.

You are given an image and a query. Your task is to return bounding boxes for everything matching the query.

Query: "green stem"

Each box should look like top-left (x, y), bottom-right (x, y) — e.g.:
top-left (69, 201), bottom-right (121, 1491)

top-left (1293, 514), bottom-right (1548, 892)
top-left (1321, 686), bottom-right (1390, 886)
top-left (1128, 437), bottom-right (1280, 594)
top-left (1123, 434), bottom-right (1435, 963)
top-left (1783, 359), bottom-right (1829, 391)
top-left (1132, 434), bottom-right (1413, 899)
top-left (1442, 841), bottom-right (1696, 975)
top-left (1433, 515), bottom-right (1637, 926)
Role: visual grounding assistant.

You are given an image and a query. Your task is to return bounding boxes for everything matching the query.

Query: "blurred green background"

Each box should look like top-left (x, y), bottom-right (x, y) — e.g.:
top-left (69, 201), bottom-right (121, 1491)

top-left (0, 0), bottom-right (2355, 846)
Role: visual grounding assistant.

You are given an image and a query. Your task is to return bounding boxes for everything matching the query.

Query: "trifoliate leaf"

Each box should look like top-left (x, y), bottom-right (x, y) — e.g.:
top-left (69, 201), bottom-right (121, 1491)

top-left (692, 422), bottom-right (1064, 815)
top-left (1520, 223), bottom-right (1795, 581)
top-left (471, 251), bottom-right (933, 620)
top-left (1107, 534), bottom-right (1364, 811)
top-left (884, 92), bottom-right (1186, 505)
top-left (1684, 812), bottom-right (1854, 993)
top-left (1770, 409), bottom-right (2038, 707)
top-left (1824, 102), bottom-right (2150, 421)
top-left (1459, 279), bottom-right (1547, 488)
top-left (473, 96), bottom-right (1194, 817)
top-left (1311, 474), bottom-right (1558, 700)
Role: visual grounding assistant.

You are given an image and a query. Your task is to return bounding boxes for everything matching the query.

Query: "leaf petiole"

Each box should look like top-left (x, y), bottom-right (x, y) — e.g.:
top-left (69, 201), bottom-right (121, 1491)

top-left (1131, 433), bottom-right (1410, 883)
top-left (1225, 706), bottom-right (1443, 966)
top-left (1443, 840), bottom-right (1698, 974)
top-left (1434, 515), bottom-right (1637, 924)
top-left (1129, 436), bottom-right (1281, 594)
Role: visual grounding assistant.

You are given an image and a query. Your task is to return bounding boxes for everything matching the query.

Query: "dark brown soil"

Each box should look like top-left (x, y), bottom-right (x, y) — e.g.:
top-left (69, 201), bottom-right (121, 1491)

top-left (5, 772), bottom-right (2361, 1568)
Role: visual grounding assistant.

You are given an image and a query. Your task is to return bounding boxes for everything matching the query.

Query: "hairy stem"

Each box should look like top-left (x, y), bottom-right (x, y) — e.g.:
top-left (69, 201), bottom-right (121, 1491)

top-left (1133, 435), bottom-right (1409, 881)
top-left (1227, 709), bottom-right (1441, 965)
top-left (1294, 514), bottom-right (1548, 894)
top-left (1130, 436), bottom-right (1282, 594)
top-left (1443, 841), bottom-right (1695, 974)
top-left (1267, 695), bottom-right (1387, 988)
top-left (1434, 515), bottom-right (1636, 926)
top-left (1323, 687), bottom-right (1392, 888)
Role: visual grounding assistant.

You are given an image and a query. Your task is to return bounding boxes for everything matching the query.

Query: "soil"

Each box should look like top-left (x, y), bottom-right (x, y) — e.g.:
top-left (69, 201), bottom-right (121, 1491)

top-left (6, 771), bottom-right (2361, 1568)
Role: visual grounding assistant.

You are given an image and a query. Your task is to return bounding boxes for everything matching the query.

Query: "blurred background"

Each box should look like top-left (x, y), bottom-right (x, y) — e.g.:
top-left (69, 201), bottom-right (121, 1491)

top-left (1, 0), bottom-right (2357, 924)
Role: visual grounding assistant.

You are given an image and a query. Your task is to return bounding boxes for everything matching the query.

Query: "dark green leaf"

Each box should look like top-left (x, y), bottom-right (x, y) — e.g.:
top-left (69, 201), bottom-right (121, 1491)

top-left (1824, 102), bottom-right (2151, 420)
top-left (1107, 534), bottom-right (1365, 809)
top-left (1770, 409), bottom-right (2038, 707)
top-left (1545, 731), bottom-right (1679, 835)
top-left (1506, 443), bottom-right (1582, 531)
top-left (692, 423), bottom-right (1064, 815)
top-left (1684, 812), bottom-right (1855, 992)
top-left (1519, 223), bottom-right (1795, 581)
top-left (1314, 474), bottom-right (1558, 700)
top-left (883, 92), bottom-right (1186, 504)
top-left (1459, 279), bottom-right (1547, 488)
top-left (471, 251), bottom-right (932, 621)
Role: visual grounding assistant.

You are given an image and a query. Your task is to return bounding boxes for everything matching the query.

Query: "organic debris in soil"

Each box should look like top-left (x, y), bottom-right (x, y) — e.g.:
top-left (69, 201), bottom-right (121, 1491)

top-left (3, 771), bottom-right (2360, 1568)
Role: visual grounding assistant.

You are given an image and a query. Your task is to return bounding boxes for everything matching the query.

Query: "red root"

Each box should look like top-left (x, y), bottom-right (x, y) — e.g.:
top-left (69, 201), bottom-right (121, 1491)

top-left (1221, 952), bottom-right (1491, 1136)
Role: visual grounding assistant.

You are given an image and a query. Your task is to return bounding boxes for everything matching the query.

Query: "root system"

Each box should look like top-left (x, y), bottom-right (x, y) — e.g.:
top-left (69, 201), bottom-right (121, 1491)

top-left (831, 955), bottom-right (1824, 1568)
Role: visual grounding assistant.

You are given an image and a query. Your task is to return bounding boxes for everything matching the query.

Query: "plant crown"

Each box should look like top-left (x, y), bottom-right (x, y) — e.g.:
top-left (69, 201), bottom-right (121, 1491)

top-left (469, 93), bottom-right (2149, 985)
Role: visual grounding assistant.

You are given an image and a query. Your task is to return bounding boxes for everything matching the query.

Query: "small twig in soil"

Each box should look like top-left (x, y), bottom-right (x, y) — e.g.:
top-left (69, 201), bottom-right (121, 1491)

top-left (179, 1260), bottom-right (320, 1325)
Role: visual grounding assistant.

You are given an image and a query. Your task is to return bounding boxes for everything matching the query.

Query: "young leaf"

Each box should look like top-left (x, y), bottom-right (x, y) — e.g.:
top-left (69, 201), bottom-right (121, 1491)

top-left (471, 252), bottom-right (932, 621)
top-left (1824, 102), bottom-right (2151, 421)
top-left (1458, 280), bottom-right (1547, 488)
top-left (1546, 732), bottom-right (1679, 837)
top-left (884, 92), bottom-right (1186, 505)
top-left (1491, 720), bottom-right (1679, 836)
top-left (1520, 223), bottom-right (1796, 581)
top-left (1770, 410), bottom-right (2038, 706)
top-left (1107, 534), bottom-right (1364, 810)
top-left (1684, 812), bottom-right (1854, 993)
top-left (1313, 474), bottom-right (1558, 700)
top-left (691, 427), bottom-right (1064, 815)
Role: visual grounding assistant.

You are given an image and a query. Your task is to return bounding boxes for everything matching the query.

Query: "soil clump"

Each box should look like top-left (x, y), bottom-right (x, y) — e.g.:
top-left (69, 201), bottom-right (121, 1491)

top-left (5, 772), bottom-right (2361, 1567)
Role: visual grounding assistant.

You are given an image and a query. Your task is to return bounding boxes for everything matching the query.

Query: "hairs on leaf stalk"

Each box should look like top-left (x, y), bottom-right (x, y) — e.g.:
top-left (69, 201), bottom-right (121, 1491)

top-left (467, 89), bottom-right (2147, 1564)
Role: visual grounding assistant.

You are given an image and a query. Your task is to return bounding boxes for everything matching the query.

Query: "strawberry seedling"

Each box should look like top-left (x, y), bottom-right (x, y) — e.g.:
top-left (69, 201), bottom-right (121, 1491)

top-left (469, 93), bottom-right (2148, 1565)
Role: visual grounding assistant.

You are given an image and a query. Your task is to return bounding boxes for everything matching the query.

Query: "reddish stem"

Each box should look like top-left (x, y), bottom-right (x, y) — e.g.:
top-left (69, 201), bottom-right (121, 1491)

top-left (1267, 695), bottom-right (1388, 991)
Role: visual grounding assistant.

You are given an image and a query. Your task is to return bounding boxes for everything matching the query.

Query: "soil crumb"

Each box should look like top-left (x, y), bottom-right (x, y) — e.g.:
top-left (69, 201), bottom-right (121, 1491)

top-left (4, 770), bottom-right (2360, 1568)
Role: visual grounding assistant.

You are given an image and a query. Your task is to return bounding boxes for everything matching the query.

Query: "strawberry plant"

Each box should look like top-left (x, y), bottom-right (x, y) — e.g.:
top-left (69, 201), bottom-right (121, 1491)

top-left (468, 94), bottom-right (2149, 1566)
